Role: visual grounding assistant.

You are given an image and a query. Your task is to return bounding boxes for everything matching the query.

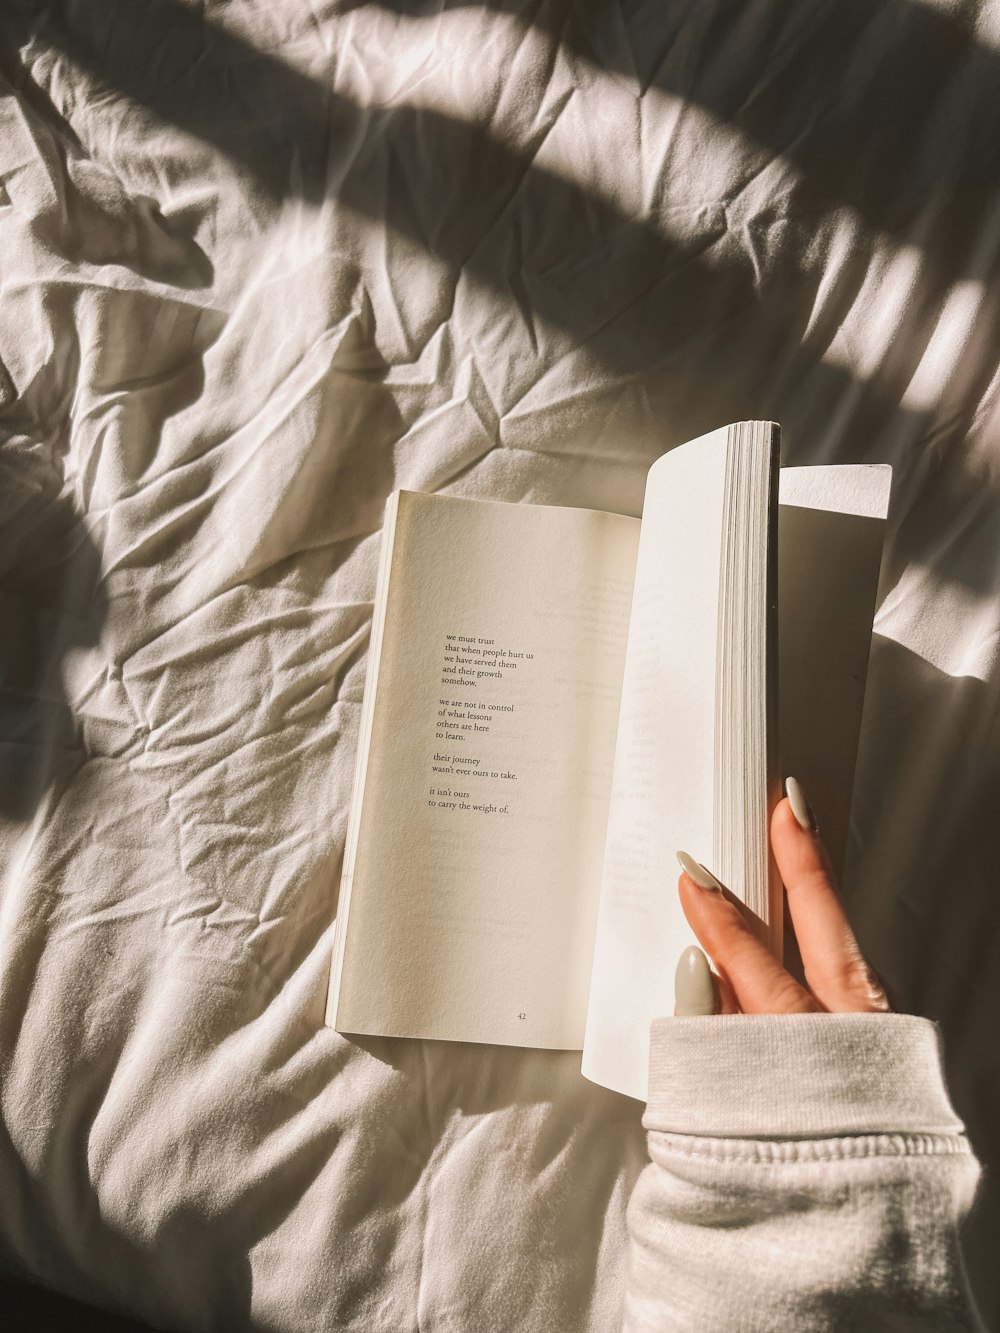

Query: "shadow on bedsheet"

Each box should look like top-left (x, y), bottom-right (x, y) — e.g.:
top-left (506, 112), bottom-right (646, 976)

top-left (0, 269), bottom-right (225, 820)
top-left (6, 0), bottom-right (999, 271)
top-left (376, 0), bottom-right (1000, 256)
top-left (0, 485), bottom-right (107, 821)
top-left (0, 57), bottom-right (213, 291)
top-left (3, 0), bottom-right (999, 545)
top-left (1, 1092), bottom-right (342, 1332)
top-left (0, 1276), bottom-right (161, 1332)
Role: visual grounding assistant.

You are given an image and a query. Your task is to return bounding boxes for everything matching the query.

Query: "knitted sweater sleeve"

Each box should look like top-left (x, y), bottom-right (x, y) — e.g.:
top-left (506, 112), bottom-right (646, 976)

top-left (623, 1013), bottom-right (983, 1332)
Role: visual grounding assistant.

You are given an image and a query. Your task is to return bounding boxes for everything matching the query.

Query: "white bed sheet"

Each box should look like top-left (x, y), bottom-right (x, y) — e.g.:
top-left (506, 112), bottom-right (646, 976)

top-left (1, 1), bottom-right (999, 1328)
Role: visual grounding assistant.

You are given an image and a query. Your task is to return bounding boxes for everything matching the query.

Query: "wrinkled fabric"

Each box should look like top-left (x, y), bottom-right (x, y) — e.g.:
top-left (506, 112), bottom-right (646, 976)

top-left (0, 1), bottom-right (999, 1329)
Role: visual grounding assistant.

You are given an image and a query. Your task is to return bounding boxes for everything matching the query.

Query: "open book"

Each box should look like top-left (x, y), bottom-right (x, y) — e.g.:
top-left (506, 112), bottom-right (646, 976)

top-left (326, 423), bottom-right (891, 1100)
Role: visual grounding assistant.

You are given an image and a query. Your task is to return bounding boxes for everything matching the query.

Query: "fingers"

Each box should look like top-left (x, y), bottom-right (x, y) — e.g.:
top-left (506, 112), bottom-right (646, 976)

top-left (771, 790), bottom-right (890, 1013)
top-left (715, 968), bottom-right (739, 1014)
top-left (677, 856), bottom-right (821, 1014)
top-left (674, 946), bottom-right (739, 1015)
top-left (671, 777), bottom-right (893, 1017)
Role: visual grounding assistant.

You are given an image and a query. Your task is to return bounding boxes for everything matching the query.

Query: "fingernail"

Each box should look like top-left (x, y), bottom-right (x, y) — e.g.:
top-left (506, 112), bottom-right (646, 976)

top-left (676, 850), bottom-right (723, 892)
top-left (675, 946), bottom-right (718, 1015)
top-left (785, 776), bottom-right (818, 833)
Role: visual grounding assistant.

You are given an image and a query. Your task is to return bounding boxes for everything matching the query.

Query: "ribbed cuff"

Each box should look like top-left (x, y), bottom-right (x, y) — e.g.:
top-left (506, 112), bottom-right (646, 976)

top-left (644, 1013), bottom-right (965, 1138)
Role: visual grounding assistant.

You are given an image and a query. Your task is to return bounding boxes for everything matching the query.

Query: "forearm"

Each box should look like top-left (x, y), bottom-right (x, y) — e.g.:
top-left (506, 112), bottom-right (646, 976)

top-left (624, 1014), bottom-right (983, 1332)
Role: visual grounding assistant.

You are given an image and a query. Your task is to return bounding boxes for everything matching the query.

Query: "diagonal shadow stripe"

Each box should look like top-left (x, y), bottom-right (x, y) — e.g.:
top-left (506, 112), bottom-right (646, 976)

top-left (374, 0), bottom-right (1000, 265)
top-left (3, 0), bottom-right (1000, 605)
top-left (4, 0), bottom-right (1000, 274)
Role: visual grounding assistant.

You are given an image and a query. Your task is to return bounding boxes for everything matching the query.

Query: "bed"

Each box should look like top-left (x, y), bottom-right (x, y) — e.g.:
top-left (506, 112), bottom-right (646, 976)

top-left (1, 1), bottom-right (999, 1328)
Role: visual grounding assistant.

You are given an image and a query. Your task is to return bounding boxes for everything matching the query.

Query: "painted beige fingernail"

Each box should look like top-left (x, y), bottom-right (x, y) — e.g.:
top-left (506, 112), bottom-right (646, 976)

top-left (675, 946), bottom-right (718, 1015)
top-left (785, 776), bottom-right (818, 832)
top-left (676, 850), bottom-right (723, 891)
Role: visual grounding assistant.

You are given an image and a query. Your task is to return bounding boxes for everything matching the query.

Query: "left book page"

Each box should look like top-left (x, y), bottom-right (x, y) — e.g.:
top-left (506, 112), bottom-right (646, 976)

top-left (327, 490), bottom-right (640, 1050)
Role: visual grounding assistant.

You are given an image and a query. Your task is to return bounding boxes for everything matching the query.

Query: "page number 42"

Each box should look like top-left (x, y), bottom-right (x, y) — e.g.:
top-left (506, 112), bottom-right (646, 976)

top-left (517, 1011), bottom-right (526, 1020)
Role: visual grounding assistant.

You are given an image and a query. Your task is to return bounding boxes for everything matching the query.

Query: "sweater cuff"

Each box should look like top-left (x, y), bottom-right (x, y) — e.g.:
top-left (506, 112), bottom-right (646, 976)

top-left (644, 1013), bottom-right (966, 1138)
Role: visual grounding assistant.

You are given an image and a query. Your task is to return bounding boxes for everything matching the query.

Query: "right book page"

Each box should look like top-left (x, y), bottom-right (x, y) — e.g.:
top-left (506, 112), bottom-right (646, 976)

top-left (777, 465), bottom-right (892, 883)
top-left (582, 423), bottom-right (778, 1101)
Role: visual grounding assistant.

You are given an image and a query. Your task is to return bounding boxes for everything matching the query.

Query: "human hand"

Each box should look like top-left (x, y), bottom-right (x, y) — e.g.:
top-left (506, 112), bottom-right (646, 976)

top-left (674, 777), bottom-right (891, 1016)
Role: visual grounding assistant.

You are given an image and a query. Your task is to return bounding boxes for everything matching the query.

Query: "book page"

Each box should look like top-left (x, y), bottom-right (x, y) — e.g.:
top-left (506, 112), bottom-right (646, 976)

top-left (330, 491), bottom-right (640, 1050)
top-left (777, 465), bottom-right (892, 882)
top-left (582, 428), bottom-right (731, 1101)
